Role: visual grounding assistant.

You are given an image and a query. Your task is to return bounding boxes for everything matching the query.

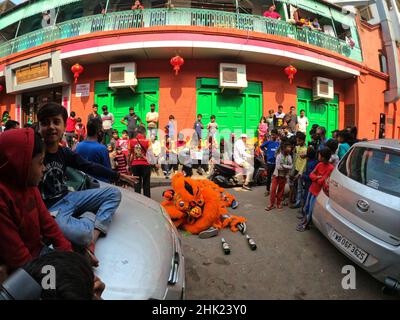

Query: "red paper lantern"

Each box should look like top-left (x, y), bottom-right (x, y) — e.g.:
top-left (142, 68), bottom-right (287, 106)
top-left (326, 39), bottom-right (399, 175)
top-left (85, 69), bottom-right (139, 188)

top-left (170, 55), bottom-right (184, 75)
top-left (71, 63), bottom-right (84, 84)
top-left (284, 65), bottom-right (297, 84)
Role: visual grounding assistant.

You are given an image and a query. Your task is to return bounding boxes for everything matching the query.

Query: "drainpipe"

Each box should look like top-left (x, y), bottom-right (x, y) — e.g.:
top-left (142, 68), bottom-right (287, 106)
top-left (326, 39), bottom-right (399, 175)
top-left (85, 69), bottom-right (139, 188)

top-left (376, 0), bottom-right (400, 104)
top-left (393, 102), bottom-right (397, 138)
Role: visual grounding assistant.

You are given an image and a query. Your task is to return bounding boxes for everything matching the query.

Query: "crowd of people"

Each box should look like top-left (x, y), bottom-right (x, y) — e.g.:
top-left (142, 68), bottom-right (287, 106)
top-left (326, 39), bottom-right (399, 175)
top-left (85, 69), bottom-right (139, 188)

top-left (0, 100), bottom-right (362, 299)
top-left (263, 4), bottom-right (322, 31)
top-left (256, 105), bottom-right (360, 232)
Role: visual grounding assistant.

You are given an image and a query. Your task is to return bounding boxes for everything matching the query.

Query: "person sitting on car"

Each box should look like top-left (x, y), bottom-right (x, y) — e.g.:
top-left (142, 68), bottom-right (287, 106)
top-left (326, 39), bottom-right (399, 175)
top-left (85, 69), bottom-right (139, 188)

top-left (36, 103), bottom-right (138, 266)
top-left (0, 128), bottom-right (73, 272)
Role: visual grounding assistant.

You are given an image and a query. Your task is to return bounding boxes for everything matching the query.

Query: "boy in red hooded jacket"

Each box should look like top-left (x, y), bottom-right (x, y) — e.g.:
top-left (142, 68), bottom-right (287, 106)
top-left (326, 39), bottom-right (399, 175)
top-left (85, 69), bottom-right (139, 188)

top-left (0, 128), bottom-right (72, 272)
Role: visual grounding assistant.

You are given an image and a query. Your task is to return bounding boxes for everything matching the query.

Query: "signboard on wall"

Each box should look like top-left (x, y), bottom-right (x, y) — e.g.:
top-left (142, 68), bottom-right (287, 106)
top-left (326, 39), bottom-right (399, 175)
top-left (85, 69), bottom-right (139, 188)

top-left (75, 83), bottom-right (90, 97)
top-left (15, 62), bottom-right (49, 85)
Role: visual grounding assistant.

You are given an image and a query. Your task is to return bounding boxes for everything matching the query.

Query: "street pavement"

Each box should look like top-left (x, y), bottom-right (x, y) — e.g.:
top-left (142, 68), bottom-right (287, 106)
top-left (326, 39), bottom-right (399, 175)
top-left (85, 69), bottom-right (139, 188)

top-left (152, 184), bottom-right (399, 300)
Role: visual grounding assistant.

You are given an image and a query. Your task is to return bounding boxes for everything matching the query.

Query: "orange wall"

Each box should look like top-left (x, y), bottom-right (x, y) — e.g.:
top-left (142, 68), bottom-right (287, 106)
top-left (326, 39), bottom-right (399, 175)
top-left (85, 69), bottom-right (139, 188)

top-left (0, 93), bottom-right (15, 122)
top-left (70, 59), bottom-right (347, 133)
top-left (5, 58), bottom-right (397, 140)
top-left (357, 20), bottom-right (384, 72)
top-left (356, 74), bottom-right (387, 139)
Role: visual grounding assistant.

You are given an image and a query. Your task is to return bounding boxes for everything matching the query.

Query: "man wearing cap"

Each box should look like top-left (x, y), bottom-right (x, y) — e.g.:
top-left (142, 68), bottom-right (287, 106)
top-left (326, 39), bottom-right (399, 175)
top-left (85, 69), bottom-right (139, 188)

top-left (233, 134), bottom-right (254, 191)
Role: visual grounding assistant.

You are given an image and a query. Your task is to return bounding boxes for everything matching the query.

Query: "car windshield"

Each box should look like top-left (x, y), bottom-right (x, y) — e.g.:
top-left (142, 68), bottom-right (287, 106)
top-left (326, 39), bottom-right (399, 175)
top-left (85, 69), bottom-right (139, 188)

top-left (338, 146), bottom-right (400, 197)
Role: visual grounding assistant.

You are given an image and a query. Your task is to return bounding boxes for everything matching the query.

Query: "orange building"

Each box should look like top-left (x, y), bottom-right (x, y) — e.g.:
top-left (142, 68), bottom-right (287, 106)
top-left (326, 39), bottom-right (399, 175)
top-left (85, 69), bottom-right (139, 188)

top-left (0, 0), bottom-right (399, 140)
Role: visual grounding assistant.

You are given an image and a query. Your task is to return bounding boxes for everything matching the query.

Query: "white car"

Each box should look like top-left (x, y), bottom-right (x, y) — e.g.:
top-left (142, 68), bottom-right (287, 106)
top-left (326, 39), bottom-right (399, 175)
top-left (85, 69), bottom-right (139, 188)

top-left (67, 168), bottom-right (185, 299)
top-left (313, 139), bottom-right (400, 291)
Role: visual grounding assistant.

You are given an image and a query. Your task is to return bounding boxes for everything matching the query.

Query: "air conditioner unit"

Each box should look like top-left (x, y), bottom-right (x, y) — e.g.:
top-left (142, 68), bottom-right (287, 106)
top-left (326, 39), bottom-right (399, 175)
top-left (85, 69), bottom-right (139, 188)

top-left (219, 63), bottom-right (248, 90)
top-left (313, 77), bottom-right (334, 100)
top-left (109, 62), bottom-right (137, 91)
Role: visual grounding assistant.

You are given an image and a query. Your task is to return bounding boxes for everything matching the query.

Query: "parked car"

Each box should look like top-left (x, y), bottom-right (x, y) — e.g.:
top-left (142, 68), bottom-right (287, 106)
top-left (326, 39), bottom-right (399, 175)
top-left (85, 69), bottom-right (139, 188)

top-left (312, 139), bottom-right (400, 290)
top-left (66, 168), bottom-right (185, 300)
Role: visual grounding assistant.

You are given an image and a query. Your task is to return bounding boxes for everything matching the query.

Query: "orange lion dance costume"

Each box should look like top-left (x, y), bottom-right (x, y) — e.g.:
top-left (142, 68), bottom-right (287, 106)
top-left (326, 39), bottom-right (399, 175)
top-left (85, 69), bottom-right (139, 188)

top-left (161, 173), bottom-right (246, 234)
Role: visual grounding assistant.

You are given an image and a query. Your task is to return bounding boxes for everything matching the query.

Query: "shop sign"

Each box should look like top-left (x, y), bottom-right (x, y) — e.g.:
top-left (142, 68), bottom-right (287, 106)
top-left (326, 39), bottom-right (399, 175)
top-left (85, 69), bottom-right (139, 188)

top-left (75, 83), bottom-right (90, 97)
top-left (16, 62), bottom-right (49, 85)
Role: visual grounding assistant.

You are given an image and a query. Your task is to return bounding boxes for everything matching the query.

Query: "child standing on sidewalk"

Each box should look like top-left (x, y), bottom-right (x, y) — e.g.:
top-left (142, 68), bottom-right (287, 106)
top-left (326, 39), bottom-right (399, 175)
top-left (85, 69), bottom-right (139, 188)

top-left (265, 142), bottom-right (293, 211)
top-left (296, 147), bottom-right (333, 232)
top-left (289, 132), bottom-right (307, 208)
top-left (114, 146), bottom-right (129, 188)
top-left (260, 129), bottom-right (280, 196)
top-left (116, 130), bottom-right (130, 157)
top-left (207, 115), bottom-right (218, 147)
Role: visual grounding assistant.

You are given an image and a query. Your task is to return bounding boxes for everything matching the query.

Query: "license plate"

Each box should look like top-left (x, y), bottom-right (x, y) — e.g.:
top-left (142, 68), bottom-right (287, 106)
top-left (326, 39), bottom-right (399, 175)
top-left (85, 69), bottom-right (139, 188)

top-left (329, 229), bottom-right (369, 264)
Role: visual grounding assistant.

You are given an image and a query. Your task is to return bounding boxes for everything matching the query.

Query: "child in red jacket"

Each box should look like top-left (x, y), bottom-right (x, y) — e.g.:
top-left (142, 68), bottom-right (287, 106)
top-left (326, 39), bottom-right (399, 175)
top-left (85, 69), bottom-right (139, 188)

top-left (0, 128), bottom-right (72, 272)
top-left (296, 147), bottom-right (334, 232)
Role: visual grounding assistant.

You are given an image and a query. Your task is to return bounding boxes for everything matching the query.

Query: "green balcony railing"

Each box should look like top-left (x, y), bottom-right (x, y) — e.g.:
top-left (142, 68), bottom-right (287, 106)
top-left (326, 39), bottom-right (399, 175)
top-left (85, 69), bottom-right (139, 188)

top-left (0, 8), bottom-right (362, 62)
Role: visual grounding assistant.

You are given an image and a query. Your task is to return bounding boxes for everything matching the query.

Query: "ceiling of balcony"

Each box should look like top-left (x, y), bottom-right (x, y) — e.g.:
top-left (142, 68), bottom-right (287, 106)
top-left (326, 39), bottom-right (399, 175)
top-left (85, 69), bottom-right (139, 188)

top-left (62, 45), bottom-right (359, 79)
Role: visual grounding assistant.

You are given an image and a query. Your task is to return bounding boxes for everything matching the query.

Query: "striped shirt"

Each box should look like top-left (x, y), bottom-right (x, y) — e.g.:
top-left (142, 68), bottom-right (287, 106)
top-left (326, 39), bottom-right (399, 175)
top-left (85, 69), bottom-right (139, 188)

top-left (114, 153), bottom-right (129, 175)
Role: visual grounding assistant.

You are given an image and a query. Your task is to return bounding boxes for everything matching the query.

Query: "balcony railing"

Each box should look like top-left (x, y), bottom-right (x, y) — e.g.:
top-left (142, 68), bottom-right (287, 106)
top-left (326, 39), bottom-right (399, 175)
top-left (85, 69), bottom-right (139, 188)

top-left (0, 8), bottom-right (362, 62)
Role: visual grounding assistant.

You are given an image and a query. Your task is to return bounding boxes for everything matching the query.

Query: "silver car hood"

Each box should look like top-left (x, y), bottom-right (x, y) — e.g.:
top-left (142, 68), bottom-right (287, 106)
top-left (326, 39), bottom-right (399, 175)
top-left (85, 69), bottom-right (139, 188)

top-left (94, 186), bottom-right (174, 300)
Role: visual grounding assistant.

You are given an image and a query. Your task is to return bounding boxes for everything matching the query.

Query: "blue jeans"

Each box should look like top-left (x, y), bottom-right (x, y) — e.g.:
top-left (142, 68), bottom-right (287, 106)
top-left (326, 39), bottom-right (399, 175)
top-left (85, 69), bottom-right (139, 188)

top-left (294, 174), bottom-right (304, 206)
top-left (303, 192), bottom-right (317, 224)
top-left (49, 187), bottom-right (121, 247)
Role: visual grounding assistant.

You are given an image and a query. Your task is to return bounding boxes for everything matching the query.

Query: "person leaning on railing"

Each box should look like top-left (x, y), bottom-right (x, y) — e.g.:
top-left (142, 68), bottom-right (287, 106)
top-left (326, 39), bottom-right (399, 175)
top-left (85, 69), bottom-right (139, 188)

top-left (131, 0), bottom-right (144, 10)
top-left (263, 5), bottom-right (281, 20)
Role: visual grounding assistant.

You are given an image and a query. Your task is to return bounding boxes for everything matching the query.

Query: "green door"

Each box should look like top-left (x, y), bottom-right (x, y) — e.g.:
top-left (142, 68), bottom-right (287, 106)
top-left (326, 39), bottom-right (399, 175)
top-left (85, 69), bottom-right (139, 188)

top-left (95, 79), bottom-right (159, 135)
top-left (215, 93), bottom-right (245, 136)
top-left (112, 89), bottom-right (141, 134)
top-left (96, 94), bottom-right (113, 112)
top-left (246, 94), bottom-right (262, 137)
top-left (196, 78), bottom-right (262, 143)
top-left (297, 88), bottom-right (338, 139)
